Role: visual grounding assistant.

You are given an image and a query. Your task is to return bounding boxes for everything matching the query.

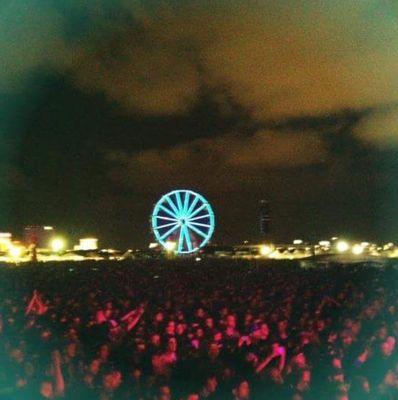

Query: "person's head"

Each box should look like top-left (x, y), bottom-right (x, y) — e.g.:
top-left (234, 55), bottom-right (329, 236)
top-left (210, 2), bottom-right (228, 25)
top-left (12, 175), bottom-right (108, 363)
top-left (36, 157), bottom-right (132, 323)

top-left (89, 359), bottom-right (101, 375)
top-left (40, 381), bottom-right (54, 398)
top-left (176, 323), bottom-right (186, 335)
top-left (292, 394), bottom-right (303, 400)
top-left (378, 326), bottom-right (388, 340)
top-left (159, 385), bottom-right (171, 400)
top-left (208, 342), bottom-right (220, 359)
top-left (341, 331), bottom-right (354, 347)
top-left (166, 323), bottom-right (175, 336)
top-left (270, 367), bottom-right (283, 384)
top-left (186, 394), bottom-right (199, 400)
top-left (244, 351), bottom-right (256, 364)
top-left (41, 329), bottom-right (52, 341)
top-left (205, 317), bottom-right (214, 329)
top-left (10, 348), bottom-right (24, 363)
top-left (384, 370), bottom-right (397, 386)
top-left (99, 344), bottom-right (110, 360)
top-left (214, 332), bottom-right (223, 342)
top-left (196, 327), bottom-right (204, 338)
top-left (103, 370), bottom-right (122, 392)
top-left (226, 314), bottom-right (236, 329)
top-left (205, 376), bottom-right (218, 392)
top-left (351, 320), bottom-right (361, 336)
top-left (278, 319), bottom-right (288, 331)
top-left (168, 337), bottom-right (177, 352)
top-left (293, 352), bottom-right (306, 369)
top-left (233, 380), bottom-right (250, 400)
top-left (151, 334), bottom-right (161, 346)
top-left (196, 308), bottom-right (205, 319)
top-left (332, 358), bottom-right (342, 370)
top-left (260, 323), bottom-right (269, 337)
top-left (66, 342), bottom-right (77, 358)
top-left (132, 368), bottom-right (142, 381)
top-left (155, 312), bottom-right (164, 323)
top-left (381, 338), bottom-right (395, 357)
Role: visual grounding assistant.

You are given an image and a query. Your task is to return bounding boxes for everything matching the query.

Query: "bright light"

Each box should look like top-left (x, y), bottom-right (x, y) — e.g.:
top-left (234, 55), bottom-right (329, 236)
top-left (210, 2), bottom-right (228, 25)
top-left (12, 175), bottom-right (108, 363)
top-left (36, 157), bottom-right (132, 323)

top-left (50, 238), bottom-right (65, 252)
top-left (336, 240), bottom-right (349, 253)
top-left (293, 239), bottom-right (303, 245)
top-left (79, 238), bottom-right (98, 251)
top-left (164, 241), bottom-right (177, 252)
top-left (319, 240), bottom-right (331, 247)
top-left (259, 244), bottom-right (272, 256)
top-left (149, 242), bottom-right (159, 249)
top-left (9, 246), bottom-right (22, 258)
top-left (352, 244), bottom-right (364, 255)
top-left (44, 226), bottom-right (54, 231)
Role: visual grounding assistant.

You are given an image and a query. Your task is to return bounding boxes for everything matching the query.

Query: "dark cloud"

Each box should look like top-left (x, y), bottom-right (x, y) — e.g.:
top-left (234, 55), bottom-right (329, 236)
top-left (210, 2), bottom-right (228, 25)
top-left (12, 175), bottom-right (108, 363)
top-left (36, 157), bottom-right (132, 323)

top-left (1, 0), bottom-right (398, 245)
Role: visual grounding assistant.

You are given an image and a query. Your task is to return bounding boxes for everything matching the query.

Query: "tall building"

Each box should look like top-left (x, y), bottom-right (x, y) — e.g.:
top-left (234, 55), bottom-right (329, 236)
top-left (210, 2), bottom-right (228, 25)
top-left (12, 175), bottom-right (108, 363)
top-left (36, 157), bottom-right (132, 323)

top-left (0, 232), bottom-right (12, 253)
top-left (259, 200), bottom-right (271, 239)
top-left (23, 226), bottom-right (55, 249)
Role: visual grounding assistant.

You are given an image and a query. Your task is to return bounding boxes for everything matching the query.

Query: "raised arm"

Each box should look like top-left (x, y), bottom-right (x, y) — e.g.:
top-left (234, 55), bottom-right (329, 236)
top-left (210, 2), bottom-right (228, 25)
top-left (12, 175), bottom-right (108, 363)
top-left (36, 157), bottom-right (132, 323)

top-left (52, 350), bottom-right (65, 397)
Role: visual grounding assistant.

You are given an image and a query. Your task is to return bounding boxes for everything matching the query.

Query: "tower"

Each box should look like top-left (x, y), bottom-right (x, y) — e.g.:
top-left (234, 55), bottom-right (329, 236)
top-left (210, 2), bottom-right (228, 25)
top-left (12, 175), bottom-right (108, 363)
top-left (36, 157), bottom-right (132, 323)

top-left (259, 200), bottom-right (271, 240)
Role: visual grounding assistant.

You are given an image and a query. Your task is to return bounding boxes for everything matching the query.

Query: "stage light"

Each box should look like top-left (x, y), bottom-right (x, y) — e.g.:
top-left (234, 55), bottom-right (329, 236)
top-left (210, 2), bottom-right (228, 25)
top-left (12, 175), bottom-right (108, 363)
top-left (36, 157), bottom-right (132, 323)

top-left (336, 240), bottom-right (349, 253)
top-left (50, 238), bottom-right (65, 252)
top-left (319, 240), bottom-right (330, 247)
top-left (352, 244), bottom-right (363, 255)
top-left (9, 246), bottom-right (22, 259)
top-left (164, 241), bottom-right (177, 252)
top-left (259, 244), bottom-right (272, 256)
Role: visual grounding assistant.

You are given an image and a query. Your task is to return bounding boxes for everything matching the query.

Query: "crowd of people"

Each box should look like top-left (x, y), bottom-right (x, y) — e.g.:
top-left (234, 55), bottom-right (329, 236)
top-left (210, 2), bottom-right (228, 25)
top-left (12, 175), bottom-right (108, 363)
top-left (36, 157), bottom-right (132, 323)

top-left (1, 259), bottom-right (398, 399)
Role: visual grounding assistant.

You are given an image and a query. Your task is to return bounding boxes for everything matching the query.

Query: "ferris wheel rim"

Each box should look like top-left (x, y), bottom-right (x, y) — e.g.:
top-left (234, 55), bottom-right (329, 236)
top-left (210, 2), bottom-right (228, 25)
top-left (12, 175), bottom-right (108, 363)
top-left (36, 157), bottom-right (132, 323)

top-left (151, 189), bottom-right (215, 254)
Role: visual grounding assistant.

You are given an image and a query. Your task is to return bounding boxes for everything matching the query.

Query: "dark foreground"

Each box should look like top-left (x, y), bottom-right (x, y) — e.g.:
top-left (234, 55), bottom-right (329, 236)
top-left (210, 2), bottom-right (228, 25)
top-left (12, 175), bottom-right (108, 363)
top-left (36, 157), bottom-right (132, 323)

top-left (1, 260), bottom-right (398, 400)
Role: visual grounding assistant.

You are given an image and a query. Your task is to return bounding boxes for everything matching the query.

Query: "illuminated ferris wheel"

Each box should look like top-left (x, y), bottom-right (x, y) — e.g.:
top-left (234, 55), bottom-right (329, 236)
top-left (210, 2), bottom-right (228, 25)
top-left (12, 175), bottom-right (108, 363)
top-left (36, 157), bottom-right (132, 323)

top-left (151, 190), bottom-right (215, 254)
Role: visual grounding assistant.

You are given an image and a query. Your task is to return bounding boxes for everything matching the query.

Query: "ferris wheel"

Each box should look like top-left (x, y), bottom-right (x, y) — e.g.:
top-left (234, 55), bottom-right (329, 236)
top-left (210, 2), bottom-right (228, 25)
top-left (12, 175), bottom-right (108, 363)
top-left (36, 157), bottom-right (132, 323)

top-left (151, 190), bottom-right (215, 254)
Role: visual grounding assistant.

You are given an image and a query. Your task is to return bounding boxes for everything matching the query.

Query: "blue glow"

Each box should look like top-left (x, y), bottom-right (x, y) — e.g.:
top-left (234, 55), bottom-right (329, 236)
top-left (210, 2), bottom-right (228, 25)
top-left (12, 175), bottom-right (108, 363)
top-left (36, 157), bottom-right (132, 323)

top-left (152, 189), bottom-right (215, 254)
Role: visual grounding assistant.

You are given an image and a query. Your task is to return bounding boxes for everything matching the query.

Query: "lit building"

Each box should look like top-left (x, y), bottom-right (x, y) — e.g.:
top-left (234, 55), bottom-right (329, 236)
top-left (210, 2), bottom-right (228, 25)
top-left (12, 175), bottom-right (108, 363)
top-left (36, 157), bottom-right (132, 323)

top-left (0, 233), bottom-right (12, 252)
top-left (259, 200), bottom-right (271, 239)
top-left (23, 226), bottom-right (55, 249)
top-left (74, 238), bottom-right (98, 251)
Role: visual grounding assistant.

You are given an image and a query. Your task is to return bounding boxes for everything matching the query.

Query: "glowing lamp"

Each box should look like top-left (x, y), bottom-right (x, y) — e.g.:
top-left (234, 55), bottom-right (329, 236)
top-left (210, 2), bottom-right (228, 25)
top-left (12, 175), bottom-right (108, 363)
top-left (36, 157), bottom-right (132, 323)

top-left (336, 240), bottom-right (349, 253)
top-left (352, 244), bottom-right (363, 255)
top-left (50, 238), bottom-right (65, 252)
top-left (259, 244), bottom-right (272, 256)
top-left (164, 241), bottom-right (177, 252)
top-left (9, 246), bottom-right (22, 258)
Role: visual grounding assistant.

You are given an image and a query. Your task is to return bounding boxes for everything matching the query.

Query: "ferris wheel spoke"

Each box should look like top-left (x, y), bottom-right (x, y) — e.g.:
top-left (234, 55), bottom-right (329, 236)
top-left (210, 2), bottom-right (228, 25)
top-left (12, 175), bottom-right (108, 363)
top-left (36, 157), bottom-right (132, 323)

top-left (188, 214), bottom-right (211, 222)
top-left (183, 192), bottom-right (190, 214)
top-left (188, 203), bottom-right (207, 219)
top-left (164, 196), bottom-right (180, 217)
top-left (156, 221), bottom-right (179, 230)
top-left (158, 205), bottom-right (178, 219)
top-left (189, 222), bottom-right (211, 229)
top-left (177, 226), bottom-right (184, 253)
top-left (183, 225), bottom-right (193, 252)
top-left (154, 215), bottom-right (178, 222)
top-left (160, 224), bottom-right (180, 241)
top-left (187, 223), bottom-right (208, 239)
top-left (174, 191), bottom-right (183, 214)
top-left (187, 195), bottom-right (200, 215)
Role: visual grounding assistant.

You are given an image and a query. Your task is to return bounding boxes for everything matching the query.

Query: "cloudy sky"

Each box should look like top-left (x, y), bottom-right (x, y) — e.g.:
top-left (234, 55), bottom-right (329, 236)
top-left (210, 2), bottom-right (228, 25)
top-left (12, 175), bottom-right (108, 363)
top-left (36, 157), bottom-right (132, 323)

top-left (1, 0), bottom-right (397, 247)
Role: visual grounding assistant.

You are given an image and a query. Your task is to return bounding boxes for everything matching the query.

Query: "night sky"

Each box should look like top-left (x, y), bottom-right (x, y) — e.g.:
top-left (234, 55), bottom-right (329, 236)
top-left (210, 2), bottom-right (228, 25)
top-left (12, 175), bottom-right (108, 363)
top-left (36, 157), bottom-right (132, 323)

top-left (1, 1), bottom-right (398, 248)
